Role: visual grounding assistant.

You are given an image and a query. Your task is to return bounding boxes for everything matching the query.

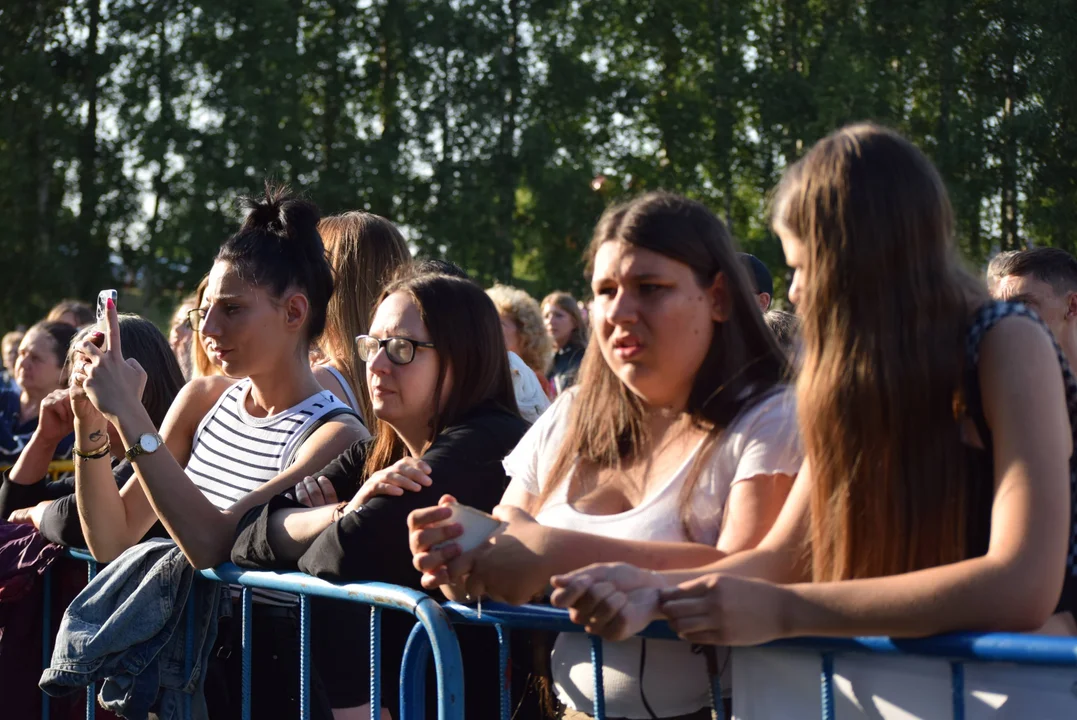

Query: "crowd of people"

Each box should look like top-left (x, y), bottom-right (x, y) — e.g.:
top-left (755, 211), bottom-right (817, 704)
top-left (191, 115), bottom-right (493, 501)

top-left (1, 122), bottom-right (1075, 720)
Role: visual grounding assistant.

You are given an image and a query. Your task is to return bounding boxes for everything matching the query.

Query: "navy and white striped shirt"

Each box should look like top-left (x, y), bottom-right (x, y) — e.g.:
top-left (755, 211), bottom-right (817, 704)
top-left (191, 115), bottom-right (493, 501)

top-left (186, 378), bottom-right (352, 605)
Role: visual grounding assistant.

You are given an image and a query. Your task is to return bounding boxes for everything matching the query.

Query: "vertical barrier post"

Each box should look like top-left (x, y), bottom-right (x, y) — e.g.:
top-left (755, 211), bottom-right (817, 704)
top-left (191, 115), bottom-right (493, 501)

top-left (820, 653), bottom-right (835, 720)
top-left (399, 624), bottom-right (430, 720)
top-left (496, 624), bottom-right (511, 720)
top-left (370, 607), bottom-right (382, 720)
top-left (300, 595), bottom-right (311, 720)
top-left (241, 588), bottom-right (252, 720)
top-left (589, 635), bottom-right (605, 720)
top-left (41, 566), bottom-right (52, 720)
top-left (951, 662), bottom-right (965, 720)
top-left (86, 560), bottom-right (98, 720)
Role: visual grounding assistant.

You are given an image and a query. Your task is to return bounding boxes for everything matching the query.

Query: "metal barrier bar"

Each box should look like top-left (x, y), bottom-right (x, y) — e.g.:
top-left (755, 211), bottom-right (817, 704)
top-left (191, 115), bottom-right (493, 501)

top-left (768, 633), bottom-right (1077, 666)
top-left (241, 587), bottom-right (252, 720)
top-left (590, 635), bottom-right (606, 720)
top-left (370, 607), bottom-right (382, 720)
top-left (48, 554), bottom-right (464, 720)
top-left (399, 623), bottom-right (430, 720)
top-left (300, 595), bottom-right (311, 720)
top-left (951, 662), bottom-right (965, 720)
top-left (820, 653), bottom-right (834, 720)
top-left (495, 624), bottom-right (510, 720)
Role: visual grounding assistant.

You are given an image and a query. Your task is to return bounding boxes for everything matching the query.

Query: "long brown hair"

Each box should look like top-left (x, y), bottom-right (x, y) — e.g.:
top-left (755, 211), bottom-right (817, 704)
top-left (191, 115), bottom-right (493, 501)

top-left (774, 123), bottom-right (987, 582)
top-left (319, 212), bottom-right (411, 423)
top-left (362, 270), bottom-right (519, 479)
top-left (539, 192), bottom-right (789, 537)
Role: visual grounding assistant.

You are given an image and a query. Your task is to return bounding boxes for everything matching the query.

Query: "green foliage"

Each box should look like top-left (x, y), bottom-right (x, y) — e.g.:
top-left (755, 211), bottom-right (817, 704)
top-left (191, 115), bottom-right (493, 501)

top-left (1, 0), bottom-right (1075, 329)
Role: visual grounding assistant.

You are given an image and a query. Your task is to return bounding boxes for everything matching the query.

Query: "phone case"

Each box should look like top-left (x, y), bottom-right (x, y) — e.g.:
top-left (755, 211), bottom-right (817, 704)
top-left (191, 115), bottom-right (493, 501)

top-left (96, 289), bottom-right (117, 327)
top-left (436, 502), bottom-right (506, 554)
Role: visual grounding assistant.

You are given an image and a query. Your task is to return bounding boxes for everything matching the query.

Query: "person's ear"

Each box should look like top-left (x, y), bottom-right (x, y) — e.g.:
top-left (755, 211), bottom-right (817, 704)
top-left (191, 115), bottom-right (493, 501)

top-left (758, 293), bottom-right (772, 312)
top-left (709, 273), bottom-right (733, 323)
top-left (283, 292), bottom-right (310, 333)
top-left (1067, 291), bottom-right (1077, 322)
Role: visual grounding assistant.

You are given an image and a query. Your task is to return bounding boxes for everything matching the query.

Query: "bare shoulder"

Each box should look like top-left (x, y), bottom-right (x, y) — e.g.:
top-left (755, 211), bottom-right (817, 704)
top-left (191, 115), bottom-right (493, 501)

top-left (317, 412), bottom-right (369, 443)
top-left (172, 376), bottom-right (237, 424)
top-left (979, 314), bottom-right (1061, 375)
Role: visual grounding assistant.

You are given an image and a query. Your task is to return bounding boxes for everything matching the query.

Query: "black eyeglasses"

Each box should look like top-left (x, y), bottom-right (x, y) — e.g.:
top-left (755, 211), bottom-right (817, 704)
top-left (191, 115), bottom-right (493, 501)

top-left (185, 308), bottom-right (205, 333)
top-left (355, 335), bottom-right (434, 365)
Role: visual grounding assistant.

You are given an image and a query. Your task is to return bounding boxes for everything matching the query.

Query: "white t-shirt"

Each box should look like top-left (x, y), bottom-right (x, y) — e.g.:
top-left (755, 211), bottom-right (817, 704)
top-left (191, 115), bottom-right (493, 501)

top-left (508, 351), bottom-right (550, 423)
top-left (502, 387), bottom-right (802, 718)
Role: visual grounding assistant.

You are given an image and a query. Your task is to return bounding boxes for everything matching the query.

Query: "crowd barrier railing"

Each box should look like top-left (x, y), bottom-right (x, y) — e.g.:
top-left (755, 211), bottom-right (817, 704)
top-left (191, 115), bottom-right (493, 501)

top-left (41, 549), bottom-right (464, 720)
top-left (42, 552), bottom-right (1077, 720)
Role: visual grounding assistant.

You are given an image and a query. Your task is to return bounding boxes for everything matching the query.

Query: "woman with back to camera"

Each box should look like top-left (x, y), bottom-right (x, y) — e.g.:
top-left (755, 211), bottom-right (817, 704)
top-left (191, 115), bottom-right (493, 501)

top-left (68, 184), bottom-right (367, 719)
top-left (231, 269), bottom-right (527, 719)
top-left (552, 124), bottom-right (1077, 652)
top-left (0, 321), bottom-right (78, 467)
top-left (312, 211), bottom-right (411, 421)
top-left (542, 291), bottom-right (588, 394)
top-left (408, 193), bottom-right (802, 719)
top-left (1, 315), bottom-right (183, 546)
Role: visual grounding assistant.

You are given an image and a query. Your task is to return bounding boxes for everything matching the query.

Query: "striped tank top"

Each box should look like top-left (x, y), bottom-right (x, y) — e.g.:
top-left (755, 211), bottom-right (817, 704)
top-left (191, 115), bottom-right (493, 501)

top-left (186, 378), bottom-right (353, 605)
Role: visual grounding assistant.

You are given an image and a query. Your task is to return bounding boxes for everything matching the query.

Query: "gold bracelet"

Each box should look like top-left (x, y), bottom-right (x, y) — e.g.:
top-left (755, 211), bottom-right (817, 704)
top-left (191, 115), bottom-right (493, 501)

top-left (73, 442), bottom-right (111, 460)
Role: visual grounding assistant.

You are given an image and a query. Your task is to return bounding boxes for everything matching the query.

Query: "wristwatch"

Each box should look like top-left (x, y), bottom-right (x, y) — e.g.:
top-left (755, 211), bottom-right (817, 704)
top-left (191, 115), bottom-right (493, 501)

top-left (125, 432), bottom-right (164, 462)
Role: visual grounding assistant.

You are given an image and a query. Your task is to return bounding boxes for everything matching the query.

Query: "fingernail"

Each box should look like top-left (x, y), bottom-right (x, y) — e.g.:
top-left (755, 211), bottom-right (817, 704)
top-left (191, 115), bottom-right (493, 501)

top-left (106, 298), bottom-right (114, 309)
top-left (91, 331), bottom-right (104, 340)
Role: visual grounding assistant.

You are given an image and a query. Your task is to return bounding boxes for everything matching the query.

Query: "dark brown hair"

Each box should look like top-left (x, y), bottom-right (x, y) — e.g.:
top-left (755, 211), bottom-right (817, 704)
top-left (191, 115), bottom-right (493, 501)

top-left (217, 183), bottom-right (333, 343)
top-left (46, 300), bottom-right (95, 327)
top-left (539, 192), bottom-right (790, 538)
top-left (319, 212), bottom-right (412, 423)
top-left (773, 123), bottom-right (986, 582)
top-left (362, 271), bottom-right (519, 478)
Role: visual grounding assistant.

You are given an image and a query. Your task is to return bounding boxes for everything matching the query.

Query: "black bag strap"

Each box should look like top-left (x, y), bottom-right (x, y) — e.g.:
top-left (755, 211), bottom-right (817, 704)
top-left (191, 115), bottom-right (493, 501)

top-left (283, 406), bottom-right (361, 468)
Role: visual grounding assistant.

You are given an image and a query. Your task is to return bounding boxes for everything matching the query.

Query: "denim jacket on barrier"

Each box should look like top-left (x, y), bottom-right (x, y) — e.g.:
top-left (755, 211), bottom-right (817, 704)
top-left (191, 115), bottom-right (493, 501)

top-left (39, 538), bottom-right (228, 720)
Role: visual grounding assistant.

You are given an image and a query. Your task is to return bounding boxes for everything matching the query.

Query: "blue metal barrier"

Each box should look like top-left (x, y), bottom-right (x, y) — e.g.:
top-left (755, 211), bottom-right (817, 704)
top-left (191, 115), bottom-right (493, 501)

top-left (42, 553), bottom-right (1077, 720)
top-left (44, 551), bottom-right (465, 720)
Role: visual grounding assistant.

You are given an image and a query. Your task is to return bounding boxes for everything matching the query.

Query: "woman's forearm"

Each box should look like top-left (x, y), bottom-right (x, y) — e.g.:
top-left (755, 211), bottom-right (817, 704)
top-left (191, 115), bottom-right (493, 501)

top-left (661, 545), bottom-right (806, 587)
top-left (110, 402), bottom-right (235, 568)
top-left (7, 430), bottom-right (60, 485)
top-left (265, 505), bottom-right (339, 564)
top-left (780, 555), bottom-right (1056, 638)
top-left (74, 418), bottom-right (137, 561)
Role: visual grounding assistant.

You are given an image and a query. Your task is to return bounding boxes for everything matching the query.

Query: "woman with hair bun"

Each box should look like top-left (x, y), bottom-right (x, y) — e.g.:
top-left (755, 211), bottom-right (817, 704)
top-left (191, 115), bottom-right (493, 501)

top-left (68, 184), bottom-right (368, 719)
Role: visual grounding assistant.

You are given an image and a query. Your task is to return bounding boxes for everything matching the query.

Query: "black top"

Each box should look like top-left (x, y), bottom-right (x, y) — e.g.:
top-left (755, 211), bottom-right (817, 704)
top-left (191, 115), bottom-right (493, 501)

top-left (548, 342), bottom-right (585, 395)
top-left (0, 459), bottom-right (168, 547)
top-left (962, 301), bottom-right (1077, 616)
top-left (232, 401), bottom-right (529, 584)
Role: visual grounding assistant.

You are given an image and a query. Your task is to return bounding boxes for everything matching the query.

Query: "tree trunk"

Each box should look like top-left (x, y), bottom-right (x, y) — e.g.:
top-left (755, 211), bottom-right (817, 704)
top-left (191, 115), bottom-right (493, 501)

top-left (493, 0), bottom-right (520, 282)
top-left (77, 0), bottom-right (105, 297)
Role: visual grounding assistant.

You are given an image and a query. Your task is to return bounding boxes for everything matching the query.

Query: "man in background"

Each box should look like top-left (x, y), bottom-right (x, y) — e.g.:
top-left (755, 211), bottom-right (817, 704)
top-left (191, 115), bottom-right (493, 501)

top-left (739, 253), bottom-right (773, 311)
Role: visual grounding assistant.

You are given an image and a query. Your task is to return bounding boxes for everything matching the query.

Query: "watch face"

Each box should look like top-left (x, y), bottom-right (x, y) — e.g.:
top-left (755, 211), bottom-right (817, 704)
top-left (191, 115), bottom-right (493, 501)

top-left (141, 434), bottom-right (161, 453)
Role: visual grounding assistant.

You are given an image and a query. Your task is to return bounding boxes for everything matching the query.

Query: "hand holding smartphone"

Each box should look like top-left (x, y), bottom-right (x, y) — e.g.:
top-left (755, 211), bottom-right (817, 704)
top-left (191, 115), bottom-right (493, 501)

top-left (436, 501), bottom-right (506, 554)
top-left (94, 290), bottom-right (117, 347)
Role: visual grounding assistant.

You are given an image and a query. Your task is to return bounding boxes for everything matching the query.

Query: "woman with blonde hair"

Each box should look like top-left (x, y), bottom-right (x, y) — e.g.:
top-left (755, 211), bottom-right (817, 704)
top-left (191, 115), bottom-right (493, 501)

top-left (185, 275), bottom-right (223, 379)
top-left (552, 124), bottom-right (1077, 648)
top-left (313, 212), bottom-right (411, 422)
top-left (487, 283), bottom-right (554, 398)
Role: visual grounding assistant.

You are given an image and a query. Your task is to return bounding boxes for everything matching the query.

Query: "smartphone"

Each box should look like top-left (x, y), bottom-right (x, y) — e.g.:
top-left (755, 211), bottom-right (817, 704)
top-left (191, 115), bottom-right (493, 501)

top-left (96, 289), bottom-right (117, 330)
top-left (435, 502), bottom-right (506, 554)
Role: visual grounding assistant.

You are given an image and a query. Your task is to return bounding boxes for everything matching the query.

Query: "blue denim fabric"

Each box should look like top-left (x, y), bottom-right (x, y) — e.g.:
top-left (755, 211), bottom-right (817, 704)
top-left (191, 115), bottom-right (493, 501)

top-left (39, 538), bottom-right (227, 720)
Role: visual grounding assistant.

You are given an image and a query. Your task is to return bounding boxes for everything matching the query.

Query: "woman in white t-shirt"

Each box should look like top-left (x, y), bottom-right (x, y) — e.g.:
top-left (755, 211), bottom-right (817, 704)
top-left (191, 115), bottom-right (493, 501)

top-left (407, 192), bottom-right (802, 719)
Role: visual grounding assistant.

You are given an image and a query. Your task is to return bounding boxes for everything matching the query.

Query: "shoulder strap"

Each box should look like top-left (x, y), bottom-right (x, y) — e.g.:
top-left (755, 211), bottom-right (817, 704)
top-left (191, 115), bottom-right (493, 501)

top-left (283, 406), bottom-right (361, 468)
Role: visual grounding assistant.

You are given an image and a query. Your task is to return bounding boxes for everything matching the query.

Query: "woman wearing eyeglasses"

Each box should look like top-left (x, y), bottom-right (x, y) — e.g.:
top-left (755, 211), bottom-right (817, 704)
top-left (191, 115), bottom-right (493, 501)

top-left (229, 269), bottom-right (527, 719)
